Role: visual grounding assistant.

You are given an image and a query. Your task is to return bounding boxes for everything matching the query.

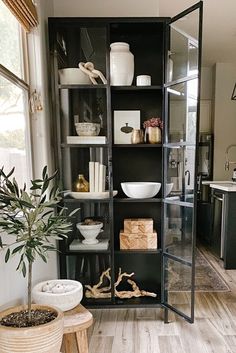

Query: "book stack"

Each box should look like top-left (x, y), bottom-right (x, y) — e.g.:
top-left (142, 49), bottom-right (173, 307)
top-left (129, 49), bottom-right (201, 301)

top-left (89, 161), bottom-right (106, 192)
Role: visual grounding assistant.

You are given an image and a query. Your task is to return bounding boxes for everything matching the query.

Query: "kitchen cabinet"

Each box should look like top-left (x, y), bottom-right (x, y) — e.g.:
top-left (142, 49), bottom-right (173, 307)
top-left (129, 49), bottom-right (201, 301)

top-left (208, 183), bottom-right (236, 269)
top-left (48, 1), bottom-right (202, 323)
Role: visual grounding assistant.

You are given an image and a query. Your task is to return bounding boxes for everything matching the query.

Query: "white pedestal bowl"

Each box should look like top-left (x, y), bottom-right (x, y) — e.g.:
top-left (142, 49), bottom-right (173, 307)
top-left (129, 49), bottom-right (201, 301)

top-left (76, 222), bottom-right (103, 244)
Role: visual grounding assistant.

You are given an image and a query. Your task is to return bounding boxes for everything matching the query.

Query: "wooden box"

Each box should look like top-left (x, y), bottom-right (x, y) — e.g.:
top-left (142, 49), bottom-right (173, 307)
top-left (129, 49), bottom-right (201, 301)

top-left (120, 230), bottom-right (157, 250)
top-left (124, 218), bottom-right (153, 234)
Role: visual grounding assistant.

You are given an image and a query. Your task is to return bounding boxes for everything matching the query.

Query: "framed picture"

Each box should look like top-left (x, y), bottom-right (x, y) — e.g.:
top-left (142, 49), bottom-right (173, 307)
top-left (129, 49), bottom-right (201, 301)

top-left (114, 110), bottom-right (140, 144)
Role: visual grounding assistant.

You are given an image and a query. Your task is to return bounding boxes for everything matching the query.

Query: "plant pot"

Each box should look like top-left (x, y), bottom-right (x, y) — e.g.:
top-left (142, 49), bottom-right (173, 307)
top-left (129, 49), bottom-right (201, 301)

top-left (0, 304), bottom-right (64, 353)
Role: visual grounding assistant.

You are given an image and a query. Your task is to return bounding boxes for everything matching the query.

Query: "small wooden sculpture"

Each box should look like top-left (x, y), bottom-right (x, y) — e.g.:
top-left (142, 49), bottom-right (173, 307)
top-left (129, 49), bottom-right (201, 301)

top-left (85, 268), bottom-right (157, 299)
top-left (79, 62), bottom-right (107, 85)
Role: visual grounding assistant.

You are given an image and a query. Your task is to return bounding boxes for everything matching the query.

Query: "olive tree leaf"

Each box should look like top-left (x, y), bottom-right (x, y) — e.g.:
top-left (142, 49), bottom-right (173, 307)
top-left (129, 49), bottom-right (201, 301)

top-left (5, 248), bottom-right (10, 262)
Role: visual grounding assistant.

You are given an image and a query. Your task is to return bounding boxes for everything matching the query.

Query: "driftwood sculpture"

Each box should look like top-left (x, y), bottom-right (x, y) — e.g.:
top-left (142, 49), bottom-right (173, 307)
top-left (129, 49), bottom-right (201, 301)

top-left (85, 268), bottom-right (157, 299)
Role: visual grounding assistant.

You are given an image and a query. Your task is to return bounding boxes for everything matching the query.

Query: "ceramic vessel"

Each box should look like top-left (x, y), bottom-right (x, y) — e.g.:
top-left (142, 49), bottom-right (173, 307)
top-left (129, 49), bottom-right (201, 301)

top-left (0, 304), bottom-right (63, 353)
top-left (58, 68), bottom-right (90, 85)
top-left (136, 75), bottom-right (151, 86)
top-left (166, 182), bottom-right (174, 196)
top-left (73, 174), bottom-right (89, 192)
top-left (145, 126), bottom-right (162, 144)
top-left (110, 42), bottom-right (134, 86)
top-left (32, 280), bottom-right (83, 312)
top-left (121, 182), bottom-right (161, 198)
top-left (131, 129), bottom-right (144, 144)
top-left (75, 122), bottom-right (100, 136)
top-left (76, 222), bottom-right (103, 244)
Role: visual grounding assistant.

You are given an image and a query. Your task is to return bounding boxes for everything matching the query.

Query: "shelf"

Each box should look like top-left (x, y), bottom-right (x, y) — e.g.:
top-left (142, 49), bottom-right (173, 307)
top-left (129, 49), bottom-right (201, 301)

top-left (82, 297), bottom-right (113, 308)
top-left (113, 144), bottom-right (162, 148)
top-left (82, 296), bottom-right (161, 308)
top-left (115, 249), bottom-right (161, 255)
top-left (114, 198), bottom-right (162, 203)
top-left (63, 197), bottom-right (112, 203)
top-left (59, 84), bottom-right (107, 89)
top-left (111, 85), bottom-right (162, 91)
top-left (62, 143), bottom-right (109, 148)
top-left (62, 249), bottom-right (111, 255)
top-left (164, 142), bottom-right (196, 148)
top-left (113, 296), bottom-right (161, 307)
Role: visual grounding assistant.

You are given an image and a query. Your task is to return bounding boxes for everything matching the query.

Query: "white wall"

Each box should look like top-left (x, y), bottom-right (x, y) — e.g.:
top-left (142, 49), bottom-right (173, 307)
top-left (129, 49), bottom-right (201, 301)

top-left (213, 63), bottom-right (236, 180)
top-left (52, 0), bottom-right (159, 17)
top-left (0, 0), bottom-right (58, 311)
top-left (0, 240), bottom-right (58, 310)
top-left (201, 67), bottom-right (213, 100)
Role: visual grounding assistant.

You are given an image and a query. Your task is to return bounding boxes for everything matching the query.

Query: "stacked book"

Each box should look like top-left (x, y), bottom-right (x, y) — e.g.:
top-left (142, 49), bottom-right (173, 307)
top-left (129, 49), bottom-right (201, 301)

top-left (89, 161), bottom-right (106, 192)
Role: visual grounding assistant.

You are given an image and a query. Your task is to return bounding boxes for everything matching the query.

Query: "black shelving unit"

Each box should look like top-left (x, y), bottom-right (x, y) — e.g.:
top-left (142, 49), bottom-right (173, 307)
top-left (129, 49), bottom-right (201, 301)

top-left (48, 1), bottom-right (203, 323)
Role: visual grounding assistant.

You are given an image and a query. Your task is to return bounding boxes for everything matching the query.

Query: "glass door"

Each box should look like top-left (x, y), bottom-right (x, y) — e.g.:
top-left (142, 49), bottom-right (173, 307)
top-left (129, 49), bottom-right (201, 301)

top-left (162, 2), bottom-right (203, 323)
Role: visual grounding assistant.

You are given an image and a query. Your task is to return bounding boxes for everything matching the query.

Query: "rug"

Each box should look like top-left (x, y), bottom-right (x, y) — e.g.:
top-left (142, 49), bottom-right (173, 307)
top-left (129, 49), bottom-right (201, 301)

top-left (168, 248), bottom-right (230, 292)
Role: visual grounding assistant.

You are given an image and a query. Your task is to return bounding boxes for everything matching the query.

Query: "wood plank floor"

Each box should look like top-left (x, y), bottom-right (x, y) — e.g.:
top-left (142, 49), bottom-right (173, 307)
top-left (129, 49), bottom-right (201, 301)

top-left (87, 248), bottom-right (236, 353)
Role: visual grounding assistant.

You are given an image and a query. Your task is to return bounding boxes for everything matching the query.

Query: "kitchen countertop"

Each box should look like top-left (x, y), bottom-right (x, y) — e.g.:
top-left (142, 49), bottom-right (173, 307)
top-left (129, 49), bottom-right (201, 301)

top-left (202, 180), bottom-right (236, 192)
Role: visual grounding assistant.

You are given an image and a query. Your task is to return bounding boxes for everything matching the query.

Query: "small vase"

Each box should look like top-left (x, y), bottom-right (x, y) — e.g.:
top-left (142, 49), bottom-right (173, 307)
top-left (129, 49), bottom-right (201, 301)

top-left (131, 129), bottom-right (144, 144)
top-left (110, 42), bottom-right (134, 86)
top-left (145, 127), bottom-right (161, 144)
top-left (73, 174), bottom-right (89, 192)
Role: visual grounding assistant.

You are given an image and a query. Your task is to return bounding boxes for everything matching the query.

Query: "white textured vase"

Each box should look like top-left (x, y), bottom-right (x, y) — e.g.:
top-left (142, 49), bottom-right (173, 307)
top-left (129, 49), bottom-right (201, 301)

top-left (110, 42), bottom-right (134, 86)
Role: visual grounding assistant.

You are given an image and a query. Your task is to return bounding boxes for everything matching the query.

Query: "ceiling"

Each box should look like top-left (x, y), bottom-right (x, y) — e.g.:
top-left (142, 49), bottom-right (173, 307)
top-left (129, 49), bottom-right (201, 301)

top-left (159, 0), bottom-right (236, 67)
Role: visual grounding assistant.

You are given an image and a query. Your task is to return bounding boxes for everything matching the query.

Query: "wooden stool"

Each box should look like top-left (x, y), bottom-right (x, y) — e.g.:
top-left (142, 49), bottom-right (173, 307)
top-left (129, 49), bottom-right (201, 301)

top-left (61, 304), bottom-right (93, 353)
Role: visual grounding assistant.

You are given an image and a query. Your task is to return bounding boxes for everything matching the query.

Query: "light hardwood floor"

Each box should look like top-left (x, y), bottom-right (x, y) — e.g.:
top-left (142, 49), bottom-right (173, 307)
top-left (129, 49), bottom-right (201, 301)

top-left (87, 248), bottom-right (236, 353)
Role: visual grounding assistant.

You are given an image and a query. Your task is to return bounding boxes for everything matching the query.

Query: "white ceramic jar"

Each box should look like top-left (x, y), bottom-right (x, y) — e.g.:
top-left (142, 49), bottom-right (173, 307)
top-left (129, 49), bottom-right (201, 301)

top-left (110, 42), bottom-right (134, 86)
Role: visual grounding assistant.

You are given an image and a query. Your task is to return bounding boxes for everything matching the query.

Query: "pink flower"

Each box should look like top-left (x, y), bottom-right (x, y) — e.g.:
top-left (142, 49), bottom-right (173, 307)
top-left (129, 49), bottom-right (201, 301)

top-left (143, 117), bottom-right (163, 129)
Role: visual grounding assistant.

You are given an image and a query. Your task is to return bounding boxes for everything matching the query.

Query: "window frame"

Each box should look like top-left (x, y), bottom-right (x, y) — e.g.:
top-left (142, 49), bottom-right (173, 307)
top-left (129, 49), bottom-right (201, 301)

top-left (0, 21), bottom-right (33, 181)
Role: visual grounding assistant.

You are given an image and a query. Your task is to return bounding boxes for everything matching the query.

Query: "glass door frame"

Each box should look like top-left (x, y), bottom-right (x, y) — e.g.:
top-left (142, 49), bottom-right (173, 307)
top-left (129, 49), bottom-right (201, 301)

top-left (161, 1), bottom-right (203, 323)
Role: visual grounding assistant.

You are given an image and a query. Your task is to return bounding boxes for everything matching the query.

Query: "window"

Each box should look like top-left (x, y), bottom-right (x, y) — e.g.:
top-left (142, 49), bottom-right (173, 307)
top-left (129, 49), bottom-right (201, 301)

top-left (0, 1), bottom-right (31, 186)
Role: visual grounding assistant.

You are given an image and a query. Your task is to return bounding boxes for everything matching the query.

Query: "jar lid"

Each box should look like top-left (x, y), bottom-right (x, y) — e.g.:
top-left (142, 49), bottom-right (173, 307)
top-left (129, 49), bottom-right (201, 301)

top-left (110, 42), bottom-right (129, 48)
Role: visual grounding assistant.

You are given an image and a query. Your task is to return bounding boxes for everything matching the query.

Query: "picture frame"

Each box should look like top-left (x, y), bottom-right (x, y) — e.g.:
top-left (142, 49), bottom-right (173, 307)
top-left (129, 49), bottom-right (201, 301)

top-left (113, 110), bottom-right (140, 144)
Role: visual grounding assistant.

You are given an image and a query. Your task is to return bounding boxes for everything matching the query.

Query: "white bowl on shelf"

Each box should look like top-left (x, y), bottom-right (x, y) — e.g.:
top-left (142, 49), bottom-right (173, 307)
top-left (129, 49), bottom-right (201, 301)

top-left (75, 122), bottom-right (100, 136)
top-left (165, 182), bottom-right (174, 196)
top-left (121, 182), bottom-right (161, 198)
top-left (58, 68), bottom-right (90, 85)
top-left (76, 221), bottom-right (103, 244)
top-left (32, 279), bottom-right (83, 312)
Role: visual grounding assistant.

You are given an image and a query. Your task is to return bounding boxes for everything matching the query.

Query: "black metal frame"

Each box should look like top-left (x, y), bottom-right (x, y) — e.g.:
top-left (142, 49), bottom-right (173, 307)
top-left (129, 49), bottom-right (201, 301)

top-left (162, 1), bottom-right (203, 323)
top-left (48, 3), bottom-right (203, 321)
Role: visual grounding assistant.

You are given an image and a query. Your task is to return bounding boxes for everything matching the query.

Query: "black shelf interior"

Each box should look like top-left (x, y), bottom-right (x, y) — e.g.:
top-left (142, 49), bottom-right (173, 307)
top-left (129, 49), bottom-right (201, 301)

top-left (112, 147), bottom-right (162, 196)
top-left (113, 202), bottom-right (162, 250)
top-left (111, 89), bottom-right (163, 130)
top-left (110, 22), bottom-right (164, 86)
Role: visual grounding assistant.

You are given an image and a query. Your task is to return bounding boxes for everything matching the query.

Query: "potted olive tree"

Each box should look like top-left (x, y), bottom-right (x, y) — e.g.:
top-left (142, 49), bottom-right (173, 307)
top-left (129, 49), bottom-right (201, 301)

top-left (0, 166), bottom-right (75, 353)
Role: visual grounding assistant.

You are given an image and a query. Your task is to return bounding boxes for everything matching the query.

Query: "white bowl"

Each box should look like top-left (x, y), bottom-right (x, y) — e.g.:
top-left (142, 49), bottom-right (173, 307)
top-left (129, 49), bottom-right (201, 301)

top-left (166, 182), bottom-right (174, 196)
top-left (32, 279), bottom-right (83, 311)
top-left (75, 122), bottom-right (100, 136)
top-left (76, 222), bottom-right (103, 244)
top-left (58, 68), bottom-right (91, 85)
top-left (121, 182), bottom-right (161, 198)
